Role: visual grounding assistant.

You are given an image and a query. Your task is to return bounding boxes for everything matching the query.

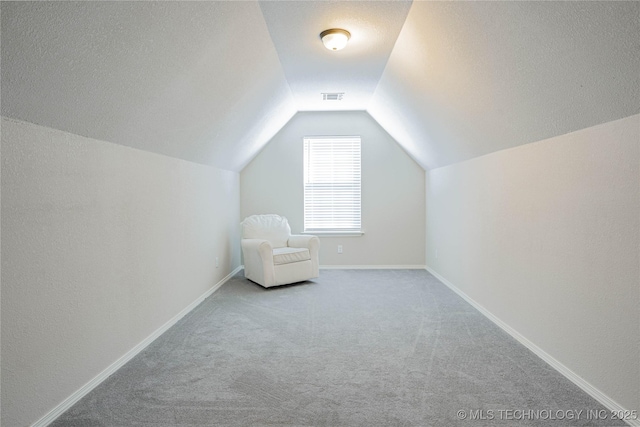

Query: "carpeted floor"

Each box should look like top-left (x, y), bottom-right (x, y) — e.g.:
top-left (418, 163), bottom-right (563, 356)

top-left (52, 269), bottom-right (624, 426)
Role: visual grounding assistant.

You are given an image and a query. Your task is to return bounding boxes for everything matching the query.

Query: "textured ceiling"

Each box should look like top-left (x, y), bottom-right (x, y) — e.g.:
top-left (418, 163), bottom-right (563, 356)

top-left (1, 1), bottom-right (296, 171)
top-left (260, 1), bottom-right (411, 111)
top-left (2, 1), bottom-right (639, 172)
top-left (369, 1), bottom-right (640, 169)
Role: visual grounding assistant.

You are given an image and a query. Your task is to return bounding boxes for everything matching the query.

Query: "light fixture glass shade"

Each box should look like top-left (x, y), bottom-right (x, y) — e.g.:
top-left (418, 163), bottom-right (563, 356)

top-left (320, 29), bottom-right (351, 51)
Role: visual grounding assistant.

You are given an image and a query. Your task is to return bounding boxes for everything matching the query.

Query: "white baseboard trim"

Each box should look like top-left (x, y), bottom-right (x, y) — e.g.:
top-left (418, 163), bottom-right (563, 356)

top-left (320, 265), bottom-right (426, 269)
top-left (425, 266), bottom-right (639, 427)
top-left (32, 265), bottom-right (243, 427)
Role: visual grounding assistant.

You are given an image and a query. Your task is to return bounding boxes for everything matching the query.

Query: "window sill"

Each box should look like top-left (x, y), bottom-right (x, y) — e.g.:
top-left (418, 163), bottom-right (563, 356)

top-left (302, 231), bottom-right (364, 237)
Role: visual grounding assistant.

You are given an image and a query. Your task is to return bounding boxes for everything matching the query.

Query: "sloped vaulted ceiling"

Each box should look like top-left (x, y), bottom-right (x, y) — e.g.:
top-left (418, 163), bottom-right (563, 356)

top-left (1, 1), bottom-right (296, 172)
top-left (2, 1), bottom-right (639, 172)
top-left (369, 1), bottom-right (640, 170)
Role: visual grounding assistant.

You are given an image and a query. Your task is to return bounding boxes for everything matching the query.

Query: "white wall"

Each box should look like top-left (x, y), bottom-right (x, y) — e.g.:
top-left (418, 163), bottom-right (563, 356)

top-left (241, 111), bottom-right (425, 266)
top-left (426, 114), bottom-right (640, 414)
top-left (1, 117), bottom-right (241, 427)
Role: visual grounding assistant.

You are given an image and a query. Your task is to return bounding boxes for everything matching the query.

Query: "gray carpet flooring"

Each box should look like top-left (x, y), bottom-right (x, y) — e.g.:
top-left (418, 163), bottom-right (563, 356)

top-left (51, 269), bottom-right (624, 426)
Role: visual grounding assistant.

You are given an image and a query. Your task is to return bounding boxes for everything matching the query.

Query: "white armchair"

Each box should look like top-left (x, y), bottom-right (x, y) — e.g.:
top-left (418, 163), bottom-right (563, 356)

top-left (241, 214), bottom-right (320, 288)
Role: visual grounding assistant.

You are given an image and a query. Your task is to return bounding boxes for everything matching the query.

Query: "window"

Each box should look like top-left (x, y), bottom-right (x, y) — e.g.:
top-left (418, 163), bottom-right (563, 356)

top-left (303, 136), bottom-right (361, 233)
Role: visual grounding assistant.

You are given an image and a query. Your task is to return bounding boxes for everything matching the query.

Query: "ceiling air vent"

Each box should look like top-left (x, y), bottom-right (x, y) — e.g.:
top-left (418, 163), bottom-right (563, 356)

top-left (322, 92), bottom-right (344, 101)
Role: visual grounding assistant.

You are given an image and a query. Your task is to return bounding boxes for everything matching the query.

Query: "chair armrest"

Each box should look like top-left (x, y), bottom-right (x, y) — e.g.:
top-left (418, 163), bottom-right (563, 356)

top-left (241, 239), bottom-right (275, 286)
top-left (241, 238), bottom-right (273, 257)
top-left (288, 235), bottom-right (320, 277)
top-left (288, 235), bottom-right (319, 250)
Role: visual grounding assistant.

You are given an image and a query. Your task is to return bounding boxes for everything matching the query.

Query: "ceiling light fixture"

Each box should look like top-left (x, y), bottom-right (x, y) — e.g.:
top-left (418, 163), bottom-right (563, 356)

top-left (320, 29), bottom-right (351, 51)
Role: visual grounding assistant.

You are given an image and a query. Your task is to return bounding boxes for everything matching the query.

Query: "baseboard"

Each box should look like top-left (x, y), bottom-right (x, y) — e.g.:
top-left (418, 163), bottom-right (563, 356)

top-left (320, 265), bottom-right (427, 269)
top-left (32, 265), bottom-right (243, 427)
top-left (425, 266), bottom-right (639, 427)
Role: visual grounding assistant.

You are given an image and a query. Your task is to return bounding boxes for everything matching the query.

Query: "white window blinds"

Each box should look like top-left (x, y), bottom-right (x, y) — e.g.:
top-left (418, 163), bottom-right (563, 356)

top-left (304, 136), bottom-right (361, 232)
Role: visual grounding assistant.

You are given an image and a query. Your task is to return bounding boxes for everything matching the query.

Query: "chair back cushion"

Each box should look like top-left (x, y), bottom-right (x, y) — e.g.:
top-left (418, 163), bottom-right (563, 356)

top-left (241, 214), bottom-right (291, 248)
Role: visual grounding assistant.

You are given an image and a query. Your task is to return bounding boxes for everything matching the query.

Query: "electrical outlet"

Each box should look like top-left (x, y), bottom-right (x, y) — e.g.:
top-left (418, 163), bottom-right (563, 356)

top-left (216, 257), bottom-right (219, 268)
top-left (337, 245), bottom-right (343, 254)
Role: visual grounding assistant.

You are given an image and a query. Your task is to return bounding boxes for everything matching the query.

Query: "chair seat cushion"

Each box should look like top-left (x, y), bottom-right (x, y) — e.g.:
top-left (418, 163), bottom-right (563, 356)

top-left (272, 247), bottom-right (311, 265)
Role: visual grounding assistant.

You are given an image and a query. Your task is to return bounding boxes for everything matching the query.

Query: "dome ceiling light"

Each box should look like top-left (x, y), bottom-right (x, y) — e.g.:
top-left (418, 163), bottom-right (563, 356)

top-left (320, 29), bottom-right (351, 51)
